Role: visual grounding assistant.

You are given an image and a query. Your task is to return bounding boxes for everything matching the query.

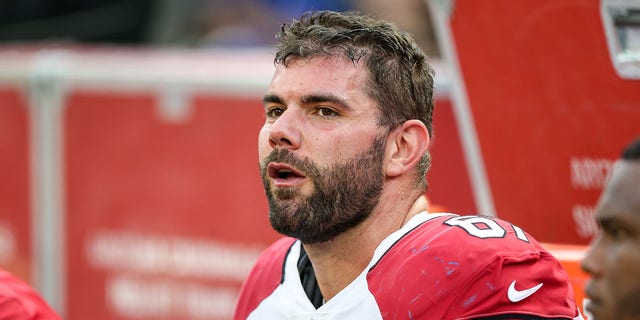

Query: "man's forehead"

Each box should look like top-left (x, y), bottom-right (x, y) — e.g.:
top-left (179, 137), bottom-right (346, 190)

top-left (607, 161), bottom-right (640, 196)
top-left (270, 55), bottom-right (371, 92)
top-left (596, 160), bottom-right (640, 221)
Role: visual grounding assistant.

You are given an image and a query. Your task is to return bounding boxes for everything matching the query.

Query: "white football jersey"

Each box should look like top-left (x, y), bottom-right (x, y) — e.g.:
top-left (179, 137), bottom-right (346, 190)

top-left (234, 213), bottom-right (583, 320)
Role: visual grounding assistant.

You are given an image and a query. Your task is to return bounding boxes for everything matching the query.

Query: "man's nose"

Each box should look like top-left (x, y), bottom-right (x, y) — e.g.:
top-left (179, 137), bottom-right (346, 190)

top-left (268, 109), bottom-right (301, 149)
top-left (581, 238), bottom-right (603, 277)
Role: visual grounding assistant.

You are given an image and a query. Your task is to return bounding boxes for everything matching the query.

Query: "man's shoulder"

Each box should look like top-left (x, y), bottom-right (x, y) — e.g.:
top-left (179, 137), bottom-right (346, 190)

top-left (240, 236), bottom-right (296, 287)
top-left (257, 237), bottom-right (297, 263)
top-left (382, 213), bottom-right (558, 274)
top-left (0, 270), bottom-right (62, 319)
top-left (233, 237), bottom-right (296, 320)
top-left (369, 213), bottom-right (550, 283)
top-left (367, 214), bottom-right (579, 319)
top-left (405, 213), bottom-right (545, 254)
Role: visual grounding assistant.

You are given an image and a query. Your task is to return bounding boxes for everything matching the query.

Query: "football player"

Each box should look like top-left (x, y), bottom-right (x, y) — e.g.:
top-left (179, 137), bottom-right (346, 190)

top-left (234, 10), bottom-right (583, 320)
top-left (582, 138), bottom-right (640, 320)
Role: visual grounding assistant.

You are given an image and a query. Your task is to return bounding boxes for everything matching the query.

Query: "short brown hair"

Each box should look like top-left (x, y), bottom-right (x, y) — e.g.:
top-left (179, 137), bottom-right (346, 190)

top-left (274, 10), bottom-right (435, 188)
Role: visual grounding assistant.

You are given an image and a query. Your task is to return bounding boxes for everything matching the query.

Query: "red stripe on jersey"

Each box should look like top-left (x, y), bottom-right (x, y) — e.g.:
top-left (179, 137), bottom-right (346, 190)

top-left (366, 215), bottom-right (579, 319)
top-left (233, 237), bottom-right (296, 320)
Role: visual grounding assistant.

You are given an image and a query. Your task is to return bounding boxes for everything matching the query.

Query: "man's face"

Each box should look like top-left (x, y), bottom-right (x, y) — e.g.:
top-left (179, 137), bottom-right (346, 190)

top-left (582, 160), bottom-right (640, 320)
top-left (258, 56), bottom-right (388, 244)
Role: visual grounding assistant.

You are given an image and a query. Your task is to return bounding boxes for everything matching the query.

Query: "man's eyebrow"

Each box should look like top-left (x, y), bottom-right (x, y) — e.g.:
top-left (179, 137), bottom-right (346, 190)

top-left (300, 94), bottom-right (352, 111)
top-left (597, 215), bottom-right (628, 231)
top-left (263, 94), bottom-right (284, 105)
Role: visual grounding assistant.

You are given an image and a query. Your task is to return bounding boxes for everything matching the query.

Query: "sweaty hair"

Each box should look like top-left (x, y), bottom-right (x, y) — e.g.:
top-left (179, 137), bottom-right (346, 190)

top-left (274, 10), bottom-right (435, 188)
top-left (622, 137), bottom-right (640, 160)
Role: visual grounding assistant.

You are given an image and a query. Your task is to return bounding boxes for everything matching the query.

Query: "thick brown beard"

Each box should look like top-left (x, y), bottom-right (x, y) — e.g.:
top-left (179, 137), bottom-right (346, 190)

top-left (260, 136), bottom-right (386, 244)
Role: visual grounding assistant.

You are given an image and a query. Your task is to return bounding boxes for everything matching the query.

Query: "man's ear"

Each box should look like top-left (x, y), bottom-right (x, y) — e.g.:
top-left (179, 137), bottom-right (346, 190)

top-left (385, 120), bottom-right (430, 177)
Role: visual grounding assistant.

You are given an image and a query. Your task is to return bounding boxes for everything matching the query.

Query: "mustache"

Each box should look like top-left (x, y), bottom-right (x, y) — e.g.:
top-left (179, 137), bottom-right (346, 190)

top-left (261, 148), bottom-right (318, 176)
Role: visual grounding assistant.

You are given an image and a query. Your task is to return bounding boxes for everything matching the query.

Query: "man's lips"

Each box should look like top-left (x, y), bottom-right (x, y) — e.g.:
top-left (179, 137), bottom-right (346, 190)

top-left (267, 162), bottom-right (306, 187)
top-left (583, 284), bottom-right (602, 315)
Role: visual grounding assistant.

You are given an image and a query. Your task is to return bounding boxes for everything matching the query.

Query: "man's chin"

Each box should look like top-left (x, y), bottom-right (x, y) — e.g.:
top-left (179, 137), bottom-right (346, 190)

top-left (285, 229), bottom-right (338, 245)
top-left (271, 187), bottom-right (299, 200)
top-left (584, 299), bottom-right (615, 320)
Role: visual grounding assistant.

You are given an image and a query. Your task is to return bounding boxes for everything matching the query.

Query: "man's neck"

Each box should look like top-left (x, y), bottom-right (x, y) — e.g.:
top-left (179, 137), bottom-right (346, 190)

top-left (301, 190), bottom-right (426, 302)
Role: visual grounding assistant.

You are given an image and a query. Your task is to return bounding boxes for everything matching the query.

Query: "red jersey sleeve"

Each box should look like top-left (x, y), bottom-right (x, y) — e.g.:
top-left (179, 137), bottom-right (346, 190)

top-left (368, 215), bottom-right (580, 320)
top-left (445, 246), bottom-right (580, 319)
top-left (0, 270), bottom-right (62, 320)
top-left (233, 237), bottom-right (296, 320)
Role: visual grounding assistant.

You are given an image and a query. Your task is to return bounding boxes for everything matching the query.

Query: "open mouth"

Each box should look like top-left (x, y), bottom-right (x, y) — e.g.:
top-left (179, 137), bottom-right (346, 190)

top-left (583, 285), bottom-right (601, 316)
top-left (268, 163), bottom-right (306, 184)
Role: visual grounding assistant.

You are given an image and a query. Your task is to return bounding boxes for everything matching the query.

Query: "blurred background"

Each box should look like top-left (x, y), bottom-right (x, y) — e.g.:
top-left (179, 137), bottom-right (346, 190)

top-left (1, 0), bottom-right (639, 319)
top-left (0, 0), bottom-right (440, 56)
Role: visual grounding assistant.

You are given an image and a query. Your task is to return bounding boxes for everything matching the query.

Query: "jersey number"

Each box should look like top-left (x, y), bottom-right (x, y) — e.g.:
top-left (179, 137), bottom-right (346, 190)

top-left (444, 216), bottom-right (529, 242)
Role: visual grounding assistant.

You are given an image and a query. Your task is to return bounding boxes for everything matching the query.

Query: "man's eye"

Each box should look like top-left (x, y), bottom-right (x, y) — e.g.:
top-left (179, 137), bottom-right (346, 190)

top-left (266, 107), bottom-right (284, 118)
top-left (317, 107), bottom-right (338, 118)
top-left (602, 223), bottom-right (629, 241)
top-left (610, 228), bottom-right (628, 241)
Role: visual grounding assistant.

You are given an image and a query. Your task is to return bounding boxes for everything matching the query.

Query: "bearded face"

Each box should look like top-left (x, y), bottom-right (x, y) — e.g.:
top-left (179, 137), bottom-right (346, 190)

top-left (260, 136), bottom-right (386, 244)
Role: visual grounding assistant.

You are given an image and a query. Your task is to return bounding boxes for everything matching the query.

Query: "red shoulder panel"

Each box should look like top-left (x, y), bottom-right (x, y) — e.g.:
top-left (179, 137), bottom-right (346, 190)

top-left (233, 237), bottom-right (296, 320)
top-left (367, 215), bottom-right (579, 319)
top-left (0, 270), bottom-right (62, 320)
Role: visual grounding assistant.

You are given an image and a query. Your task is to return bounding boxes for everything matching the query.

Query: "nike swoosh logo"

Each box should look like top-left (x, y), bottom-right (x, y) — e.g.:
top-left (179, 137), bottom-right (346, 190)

top-left (507, 280), bottom-right (543, 303)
